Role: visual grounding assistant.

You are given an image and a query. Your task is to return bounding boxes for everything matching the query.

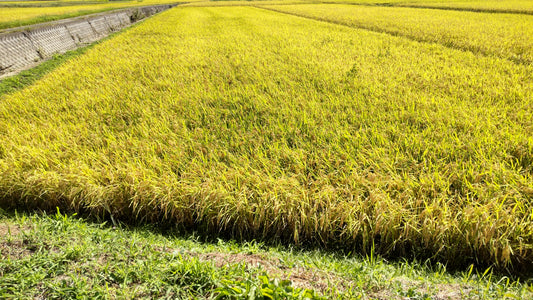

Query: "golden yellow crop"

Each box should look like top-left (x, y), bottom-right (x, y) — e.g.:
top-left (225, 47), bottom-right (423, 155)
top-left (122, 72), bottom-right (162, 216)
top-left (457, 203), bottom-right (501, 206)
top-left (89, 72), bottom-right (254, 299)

top-left (311, 0), bottom-right (533, 14)
top-left (397, 0), bottom-right (533, 14)
top-left (263, 4), bottom-right (533, 65)
top-left (0, 0), bottom-right (195, 29)
top-left (0, 5), bottom-right (128, 23)
top-left (182, 0), bottom-right (315, 7)
top-left (1, 5), bottom-right (532, 271)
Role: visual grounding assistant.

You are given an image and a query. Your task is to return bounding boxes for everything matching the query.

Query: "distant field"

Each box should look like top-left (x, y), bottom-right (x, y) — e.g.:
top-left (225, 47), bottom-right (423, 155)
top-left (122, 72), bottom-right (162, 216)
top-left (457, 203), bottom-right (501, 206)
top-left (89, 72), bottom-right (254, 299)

top-left (317, 0), bottom-right (533, 14)
top-left (183, 0), bottom-right (533, 14)
top-left (0, 0), bottom-right (112, 5)
top-left (263, 4), bottom-right (533, 64)
top-left (4, 0), bottom-right (533, 30)
top-left (396, 0), bottom-right (533, 14)
top-left (1, 5), bottom-right (532, 272)
top-left (0, 0), bottom-right (185, 29)
top-left (181, 0), bottom-right (313, 7)
top-left (0, 4), bottom-right (130, 29)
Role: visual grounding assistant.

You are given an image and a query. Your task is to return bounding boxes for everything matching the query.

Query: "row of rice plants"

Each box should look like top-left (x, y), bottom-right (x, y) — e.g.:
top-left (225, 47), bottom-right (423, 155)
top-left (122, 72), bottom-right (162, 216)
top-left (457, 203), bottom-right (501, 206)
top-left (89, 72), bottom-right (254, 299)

top-left (262, 4), bottom-right (533, 65)
top-left (0, 6), bottom-right (532, 271)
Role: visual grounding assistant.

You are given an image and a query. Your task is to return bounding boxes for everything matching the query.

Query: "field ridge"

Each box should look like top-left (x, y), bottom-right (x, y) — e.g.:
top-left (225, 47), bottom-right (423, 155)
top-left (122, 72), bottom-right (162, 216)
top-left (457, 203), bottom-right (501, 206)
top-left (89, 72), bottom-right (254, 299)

top-left (3, 211), bottom-right (531, 299)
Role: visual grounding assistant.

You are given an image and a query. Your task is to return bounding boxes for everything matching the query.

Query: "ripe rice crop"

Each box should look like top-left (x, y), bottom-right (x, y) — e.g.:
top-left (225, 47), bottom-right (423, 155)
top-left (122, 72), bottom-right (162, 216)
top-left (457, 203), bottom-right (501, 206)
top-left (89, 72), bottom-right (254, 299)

top-left (0, 5), bottom-right (127, 25)
top-left (395, 0), bottom-right (533, 14)
top-left (262, 4), bottom-right (533, 65)
top-left (0, 0), bottom-right (111, 6)
top-left (316, 0), bottom-right (533, 14)
top-left (0, 0), bottom-right (185, 30)
top-left (0, 6), bottom-right (532, 271)
top-left (182, 0), bottom-right (313, 8)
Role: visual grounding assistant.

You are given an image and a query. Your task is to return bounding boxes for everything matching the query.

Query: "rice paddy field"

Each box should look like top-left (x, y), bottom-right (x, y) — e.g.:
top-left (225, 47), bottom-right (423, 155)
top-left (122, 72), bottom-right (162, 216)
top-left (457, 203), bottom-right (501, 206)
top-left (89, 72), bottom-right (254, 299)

top-left (262, 4), bottom-right (533, 64)
top-left (0, 0), bottom-right (187, 30)
top-left (0, 4), bottom-right (128, 29)
top-left (312, 0), bottom-right (533, 14)
top-left (1, 0), bottom-right (533, 296)
top-left (393, 0), bottom-right (533, 14)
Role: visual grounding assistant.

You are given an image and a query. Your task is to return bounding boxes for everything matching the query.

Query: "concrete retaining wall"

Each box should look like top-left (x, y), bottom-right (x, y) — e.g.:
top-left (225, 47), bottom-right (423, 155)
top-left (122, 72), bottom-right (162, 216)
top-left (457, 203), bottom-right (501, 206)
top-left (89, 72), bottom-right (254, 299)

top-left (28, 25), bottom-right (78, 57)
top-left (66, 20), bottom-right (99, 45)
top-left (0, 4), bottom-right (174, 77)
top-left (0, 32), bottom-right (41, 73)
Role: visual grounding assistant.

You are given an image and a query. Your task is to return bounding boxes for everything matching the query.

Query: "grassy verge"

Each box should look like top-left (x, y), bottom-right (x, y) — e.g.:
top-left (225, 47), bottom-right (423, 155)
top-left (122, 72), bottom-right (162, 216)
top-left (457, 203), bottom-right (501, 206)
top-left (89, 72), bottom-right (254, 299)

top-left (1, 209), bottom-right (531, 299)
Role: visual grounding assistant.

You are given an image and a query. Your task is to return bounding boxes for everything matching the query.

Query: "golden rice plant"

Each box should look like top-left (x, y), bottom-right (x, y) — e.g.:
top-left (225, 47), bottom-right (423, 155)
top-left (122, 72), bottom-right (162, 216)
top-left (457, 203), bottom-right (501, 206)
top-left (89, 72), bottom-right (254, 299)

top-left (0, 6), bottom-right (532, 271)
top-left (262, 4), bottom-right (533, 65)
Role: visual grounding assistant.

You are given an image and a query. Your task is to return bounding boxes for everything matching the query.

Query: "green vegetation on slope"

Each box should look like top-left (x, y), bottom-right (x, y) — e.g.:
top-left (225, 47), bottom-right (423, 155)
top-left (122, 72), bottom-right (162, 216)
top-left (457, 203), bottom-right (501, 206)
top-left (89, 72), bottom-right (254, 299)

top-left (1, 210), bottom-right (532, 299)
top-left (262, 4), bottom-right (533, 64)
top-left (0, 6), bottom-right (532, 272)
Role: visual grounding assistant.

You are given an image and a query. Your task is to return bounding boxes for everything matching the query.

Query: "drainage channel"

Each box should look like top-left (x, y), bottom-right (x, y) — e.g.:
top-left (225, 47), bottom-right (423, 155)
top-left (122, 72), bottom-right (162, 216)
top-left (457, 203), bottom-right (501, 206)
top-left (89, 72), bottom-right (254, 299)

top-left (0, 4), bottom-right (179, 79)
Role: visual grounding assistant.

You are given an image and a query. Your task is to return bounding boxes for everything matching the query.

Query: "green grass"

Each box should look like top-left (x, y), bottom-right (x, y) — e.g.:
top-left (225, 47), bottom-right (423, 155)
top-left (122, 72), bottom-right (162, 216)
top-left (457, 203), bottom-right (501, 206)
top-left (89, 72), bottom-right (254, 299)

top-left (1, 6), bottom-right (532, 273)
top-left (1, 209), bottom-right (532, 299)
top-left (0, 209), bottom-right (326, 299)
